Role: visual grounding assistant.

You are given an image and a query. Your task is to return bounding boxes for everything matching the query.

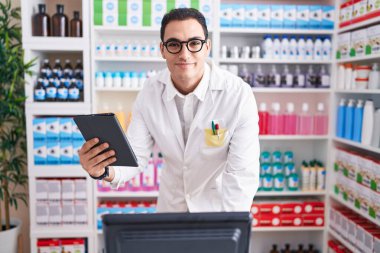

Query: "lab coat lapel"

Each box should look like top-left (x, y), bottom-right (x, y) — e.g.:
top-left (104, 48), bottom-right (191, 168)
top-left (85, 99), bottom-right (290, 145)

top-left (162, 89), bottom-right (185, 151)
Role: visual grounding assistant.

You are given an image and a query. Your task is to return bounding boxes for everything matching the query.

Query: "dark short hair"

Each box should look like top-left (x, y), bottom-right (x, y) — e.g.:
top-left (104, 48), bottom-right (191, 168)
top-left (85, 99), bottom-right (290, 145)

top-left (160, 8), bottom-right (208, 42)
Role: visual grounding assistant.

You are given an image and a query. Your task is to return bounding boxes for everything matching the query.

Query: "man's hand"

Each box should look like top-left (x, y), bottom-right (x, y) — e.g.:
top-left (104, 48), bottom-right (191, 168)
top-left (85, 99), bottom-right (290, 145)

top-left (78, 138), bottom-right (117, 180)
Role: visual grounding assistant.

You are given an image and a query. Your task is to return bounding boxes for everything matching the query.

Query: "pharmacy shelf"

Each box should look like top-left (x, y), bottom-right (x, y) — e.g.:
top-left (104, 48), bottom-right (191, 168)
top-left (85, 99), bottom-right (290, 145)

top-left (31, 227), bottom-right (93, 238)
top-left (219, 59), bottom-right (331, 64)
top-left (334, 89), bottom-right (380, 94)
top-left (220, 28), bottom-right (334, 35)
top-left (336, 54), bottom-right (380, 64)
top-left (23, 37), bottom-right (88, 51)
top-left (330, 193), bottom-right (380, 227)
top-left (338, 15), bottom-right (380, 33)
top-left (333, 137), bottom-right (380, 155)
top-left (260, 135), bottom-right (329, 141)
top-left (94, 56), bottom-right (164, 62)
top-left (30, 165), bottom-right (88, 178)
top-left (256, 191), bottom-right (326, 197)
top-left (96, 191), bottom-right (159, 198)
top-left (252, 227), bottom-right (325, 232)
top-left (94, 26), bottom-right (160, 33)
top-left (328, 228), bottom-right (358, 252)
top-left (25, 102), bottom-right (91, 115)
top-left (252, 88), bottom-right (331, 93)
top-left (95, 87), bottom-right (142, 92)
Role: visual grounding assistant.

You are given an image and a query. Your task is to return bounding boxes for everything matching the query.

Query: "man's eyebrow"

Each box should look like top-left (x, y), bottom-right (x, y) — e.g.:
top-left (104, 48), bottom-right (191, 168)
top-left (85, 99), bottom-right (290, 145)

top-left (164, 36), bottom-right (204, 42)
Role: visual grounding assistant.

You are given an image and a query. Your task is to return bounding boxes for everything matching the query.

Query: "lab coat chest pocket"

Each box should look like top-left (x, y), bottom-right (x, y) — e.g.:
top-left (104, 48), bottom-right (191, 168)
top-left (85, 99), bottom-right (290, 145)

top-left (200, 120), bottom-right (230, 159)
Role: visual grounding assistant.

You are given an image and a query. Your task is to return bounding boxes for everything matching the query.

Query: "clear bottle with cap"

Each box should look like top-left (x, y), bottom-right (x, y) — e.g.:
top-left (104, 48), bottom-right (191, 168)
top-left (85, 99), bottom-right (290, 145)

top-left (293, 65), bottom-right (305, 88)
top-left (306, 65), bottom-right (317, 88)
top-left (298, 102), bottom-right (313, 135)
top-left (313, 103), bottom-right (328, 135)
top-left (52, 4), bottom-right (68, 37)
top-left (281, 64), bottom-right (293, 87)
top-left (32, 4), bottom-right (50, 36)
top-left (344, 99), bottom-right (355, 140)
top-left (70, 11), bottom-right (82, 37)
top-left (41, 59), bottom-right (52, 78)
top-left (361, 100), bottom-right (375, 145)
top-left (297, 36), bottom-right (306, 60)
top-left (273, 35), bottom-right (281, 60)
top-left (258, 102), bottom-right (269, 135)
top-left (34, 78), bottom-right (46, 101)
top-left (239, 65), bottom-right (253, 87)
top-left (281, 35), bottom-right (289, 60)
top-left (322, 37), bottom-right (332, 60)
top-left (305, 36), bottom-right (314, 60)
top-left (289, 36), bottom-right (297, 61)
top-left (319, 65), bottom-right (330, 88)
top-left (113, 72), bottom-right (122, 88)
top-left (52, 59), bottom-right (63, 78)
top-left (369, 63), bottom-right (380, 89)
top-left (268, 65), bottom-right (281, 87)
top-left (254, 65), bottom-right (266, 87)
top-left (269, 102), bottom-right (284, 135)
top-left (95, 72), bottom-right (104, 88)
top-left (63, 59), bottom-right (73, 77)
top-left (336, 98), bottom-right (346, 138)
top-left (352, 99), bottom-right (364, 142)
top-left (284, 102), bottom-right (297, 135)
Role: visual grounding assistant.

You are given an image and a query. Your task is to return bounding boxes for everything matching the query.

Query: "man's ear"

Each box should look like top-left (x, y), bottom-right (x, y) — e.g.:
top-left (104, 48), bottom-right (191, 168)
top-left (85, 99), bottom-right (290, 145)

top-left (160, 42), bottom-right (166, 59)
top-left (206, 39), bottom-right (212, 55)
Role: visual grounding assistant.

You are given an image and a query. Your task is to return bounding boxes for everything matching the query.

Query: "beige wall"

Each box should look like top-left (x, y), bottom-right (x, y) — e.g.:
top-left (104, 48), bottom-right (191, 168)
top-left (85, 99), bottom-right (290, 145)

top-left (1, 0), bottom-right (31, 252)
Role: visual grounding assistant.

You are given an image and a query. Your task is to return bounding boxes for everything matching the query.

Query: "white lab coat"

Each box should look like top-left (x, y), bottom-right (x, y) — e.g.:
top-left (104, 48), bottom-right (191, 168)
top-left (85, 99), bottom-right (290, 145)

top-left (114, 60), bottom-right (260, 213)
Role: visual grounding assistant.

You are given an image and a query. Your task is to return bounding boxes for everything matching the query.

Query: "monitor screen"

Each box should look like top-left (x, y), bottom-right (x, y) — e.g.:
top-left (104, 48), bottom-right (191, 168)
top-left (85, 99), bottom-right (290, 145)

top-left (103, 212), bottom-right (252, 253)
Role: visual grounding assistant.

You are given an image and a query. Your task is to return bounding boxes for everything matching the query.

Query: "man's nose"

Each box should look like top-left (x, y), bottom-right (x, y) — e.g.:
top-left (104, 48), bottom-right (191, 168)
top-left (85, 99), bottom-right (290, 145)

top-left (178, 43), bottom-right (191, 59)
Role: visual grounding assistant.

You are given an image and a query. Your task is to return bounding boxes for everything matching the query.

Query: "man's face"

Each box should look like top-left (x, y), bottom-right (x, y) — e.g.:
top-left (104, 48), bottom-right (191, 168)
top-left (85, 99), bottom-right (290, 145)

top-left (160, 19), bottom-right (211, 90)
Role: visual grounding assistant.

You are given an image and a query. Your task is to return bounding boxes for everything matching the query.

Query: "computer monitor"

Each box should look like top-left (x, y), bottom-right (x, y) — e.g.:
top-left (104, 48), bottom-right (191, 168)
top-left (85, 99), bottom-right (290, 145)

top-left (103, 212), bottom-right (252, 253)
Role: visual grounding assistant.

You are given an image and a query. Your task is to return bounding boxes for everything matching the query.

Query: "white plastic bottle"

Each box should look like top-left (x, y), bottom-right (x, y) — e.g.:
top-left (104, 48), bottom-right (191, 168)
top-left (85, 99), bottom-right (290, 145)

top-left (131, 41), bottom-right (141, 57)
top-left (141, 41), bottom-right (150, 57)
top-left (320, 66), bottom-right (330, 88)
top-left (371, 109), bottom-right (380, 148)
top-left (294, 65), bottom-right (305, 88)
top-left (150, 40), bottom-right (160, 57)
top-left (115, 40), bottom-right (124, 56)
top-left (344, 64), bottom-right (353, 90)
top-left (95, 40), bottom-right (105, 56)
top-left (269, 65), bottom-right (281, 87)
top-left (130, 72), bottom-right (139, 88)
top-left (305, 36), bottom-right (314, 61)
top-left (289, 36), bottom-right (297, 61)
top-left (123, 40), bottom-right (132, 57)
top-left (297, 36), bottom-right (306, 60)
top-left (281, 35), bottom-right (290, 60)
top-left (273, 35), bottom-right (281, 60)
top-left (313, 37), bottom-right (322, 61)
top-left (361, 100), bottom-right (374, 145)
top-left (104, 72), bottom-right (113, 88)
top-left (337, 64), bottom-right (346, 90)
top-left (369, 63), bottom-right (380, 89)
top-left (122, 72), bottom-right (131, 88)
top-left (95, 72), bottom-right (104, 88)
top-left (322, 37), bottom-right (332, 60)
top-left (262, 35), bottom-right (273, 59)
top-left (113, 72), bottom-right (122, 88)
top-left (281, 64), bottom-right (293, 87)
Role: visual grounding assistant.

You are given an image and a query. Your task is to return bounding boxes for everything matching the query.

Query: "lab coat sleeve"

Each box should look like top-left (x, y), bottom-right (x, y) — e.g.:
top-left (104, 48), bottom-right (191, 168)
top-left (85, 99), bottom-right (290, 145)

top-left (110, 91), bottom-right (154, 189)
top-left (221, 85), bottom-right (260, 211)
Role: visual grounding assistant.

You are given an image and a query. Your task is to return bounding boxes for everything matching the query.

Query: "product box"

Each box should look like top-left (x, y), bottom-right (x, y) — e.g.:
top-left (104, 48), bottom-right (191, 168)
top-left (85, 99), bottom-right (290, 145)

top-left (127, 0), bottom-right (142, 27)
top-left (347, 217), bottom-right (366, 243)
top-left (61, 239), bottom-right (85, 253)
top-left (302, 214), bottom-right (324, 226)
top-left (344, 151), bottom-right (357, 180)
top-left (257, 5), bottom-right (270, 28)
top-left (280, 214), bottom-right (303, 226)
top-left (151, 0), bottom-right (166, 28)
top-left (175, 0), bottom-right (190, 9)
top-left (244, 5), bottom-right (257, 27)
top-left (36, 202), bottom-right (49, 225)
top-left (362, 156), bottom-right (374, 188)
top-left (370, 191), bottom-right (380, 222)
top-left (62, 200), bottom-right (75, 224)
top-left (199, 0), bottom-right (212, 27)
top-left (374, 234), bottom-right (380, 253)
top-left (367, 0), bottom-right (380, 14)
top-left (322, 6), bottom-right (335, 29)
top-left (97, 207), bottom-right (110, 229)
top-left (72, 140), bottom-right (83, 164)
top-left (46, 117), bottom-right (59, 141)
top-left (37, 239), bottom-right (59, 253)
top-left (340, 212), bottom-right (358, 239)
top-left (346, 177), bottom-right (357, 204)
top-left (373, 159), bottom-right (380, 193)
top-left (103, 13), bottom-right (118, 26)
top-left (48, 201), bottom-right (62, 224)
top-left (59, 117), bottom-right (72, 141)
top-left (257, 215), bottom-right (281, 227)
top-left (352, 0), bottom-right (367, 19)
top-left (60, 141), bottom-right (73, 164)
top-left (75, 179), bottom-right (87, 200)
top-left (357, 226), bottom-right (380, 252)
top-left (75, 201), bottom-right (88, 224)
top-left (303, 201), bottom-right (324, 214)
top-left (339, 1), bottom-right (353, 24)
top-left (103, 0), bottom-right (118, 13)
top-left (36, 179), bottom-right (48, 200)
top-left (357, 183), bottom-right (372, 215)
top-left (34, 141), bottom-right (47, 165)
top-left (61, 179), bottom-right (75, 200)
top-left (33, 118), bottom-right (46, 141)
top-left (296, 5), bottom-right (309, 29)
top-left (258, 203), bottom-right (281, 215)
top-left (48, 179), bottom-right (61, 200)
top-left (367, 24), bottom-right (380, 55)
top-left (280, 202), bottom-right (303, 214)
top-left (270, 5), bottom-right (283, 28)
top-left (283, 5), bottom-right (296, 28)
top-left (220, 4), bottom-right (233, 27)
top-left (232, 4), bottom-right (245, 27)
top-left (71, 119), bottom-right (84, 141)
top-left (47, 140), bottom-right (60, 165)
top-left (309, 5), bottom-right (322, 29)
top-left (329, 208), bottom-right (338, 230)
top-left (337, 32), bottom-right (351, 59)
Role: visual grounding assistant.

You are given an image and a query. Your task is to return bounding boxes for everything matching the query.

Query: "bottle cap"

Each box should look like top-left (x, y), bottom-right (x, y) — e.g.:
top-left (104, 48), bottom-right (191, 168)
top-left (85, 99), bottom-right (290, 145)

top-left (317, 103), bottom-right (324, 112)
top-left (74, 11), bottom-right (80, 18)
top-left (38, 4), bottom-right (46, 13)
top-left (302, 103), bottom-right (309, 112)
top-left (65, 59), bottom-right (70, 63)
top-left (259, 102), bottom-right (267, 111)
top-left (272, 102), bottom-right (281, 112)
top-left (286, 103), bottom-right (294, 113)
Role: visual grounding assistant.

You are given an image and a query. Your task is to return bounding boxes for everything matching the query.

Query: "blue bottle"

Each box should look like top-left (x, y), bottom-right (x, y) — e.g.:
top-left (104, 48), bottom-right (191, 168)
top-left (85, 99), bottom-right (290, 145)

top-left (352, 100), bottom-right (364, 142)
top-left (344, 99), bottom-right (355, 140)
top-left (336, 98), bottom-right (346, 138)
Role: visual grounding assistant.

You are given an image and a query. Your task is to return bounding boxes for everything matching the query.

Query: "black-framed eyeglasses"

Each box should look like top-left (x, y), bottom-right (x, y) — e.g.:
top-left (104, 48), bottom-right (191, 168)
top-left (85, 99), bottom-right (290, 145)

top-left (162, 39), bottom-right (207, 54)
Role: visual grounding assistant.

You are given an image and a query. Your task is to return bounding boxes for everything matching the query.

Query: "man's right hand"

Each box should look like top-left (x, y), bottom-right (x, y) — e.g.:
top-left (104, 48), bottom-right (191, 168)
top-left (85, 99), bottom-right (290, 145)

top-left (78, 138), bottom-right (117, 180)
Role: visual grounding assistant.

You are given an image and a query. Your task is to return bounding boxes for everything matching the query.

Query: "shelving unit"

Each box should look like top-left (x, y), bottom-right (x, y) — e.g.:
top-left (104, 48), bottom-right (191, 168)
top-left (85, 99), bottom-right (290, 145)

top-left (219, 59), bottom-right (331, 64)
top-left (328, 228), bottom-right (358, 252)
top-left (333, 137), bottom-right (380, 155)
top-left (338, 15), bottom-right (380, 33)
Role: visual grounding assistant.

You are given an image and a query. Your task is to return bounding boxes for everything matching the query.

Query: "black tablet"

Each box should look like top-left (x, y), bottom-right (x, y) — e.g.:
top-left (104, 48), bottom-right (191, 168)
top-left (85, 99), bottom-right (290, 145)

top-left (73, 113), bottom-right (138, 167)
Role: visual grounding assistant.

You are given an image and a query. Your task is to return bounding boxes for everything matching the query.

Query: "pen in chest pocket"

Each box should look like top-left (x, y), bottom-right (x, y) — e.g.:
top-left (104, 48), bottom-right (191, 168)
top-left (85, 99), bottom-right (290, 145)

top-left (215, 123), bottom-right (220, 139)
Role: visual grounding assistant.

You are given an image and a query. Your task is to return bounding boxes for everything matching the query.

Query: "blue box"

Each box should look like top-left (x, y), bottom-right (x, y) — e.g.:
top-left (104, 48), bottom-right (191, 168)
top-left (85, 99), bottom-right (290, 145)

top-left (322, 6), bottom-right (335, 29)
top-left (33, 141), bottom-right (46, 165)
top-left (60, 141), bottom-right (73, 164)
top-left (297, 5), bottom-right (309, 29)
top-left (271, 5), bottom-right (283, 28)
top-left (46, 117), bottom-right (60, 141)
top-left (232, 4), bottom-right (244, 27)
top-left (33, 118), bottom-right (46, 141)
top-left (220, 4), bottom-right (233, 27)
top-left (309, 5), bottom-right (322, 29)
top-left (72, 140), bottom-right (84, 164)
top-left (71, 119), bottom-right (85, 141)
top-left (97, 207), bottom-right (110, 229)
top-left (244, 5), bottom-right (257, 27)
top-left (59, 118), bottom-right (72, 141)
top-left (257, 5), bottom-right (270, 28)
top-left (284, 5), bottom-right (296, 28)
top-left (47, 140), bottom-right (60, 165)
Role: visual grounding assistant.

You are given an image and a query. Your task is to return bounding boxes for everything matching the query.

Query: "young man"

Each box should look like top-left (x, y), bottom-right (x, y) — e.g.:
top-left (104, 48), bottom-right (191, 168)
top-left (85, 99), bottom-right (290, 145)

top-left (79, 8), bottom-right (260, 212)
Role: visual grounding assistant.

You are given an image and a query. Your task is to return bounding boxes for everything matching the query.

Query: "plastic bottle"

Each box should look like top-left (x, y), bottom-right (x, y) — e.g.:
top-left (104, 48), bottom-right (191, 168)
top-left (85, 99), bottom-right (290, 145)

top-left (337, 64), bottom-right (346, 90)
top-left (41, 59), bottom-right (52, 78)
top-left (297, 36), bottom-right (306, 60)
top-left (95, 41), bottom-right (105, 56)
top-left (301, 161), bottom-right (310, 191)
top-left (309, 160), bottom-right (317, 191)
top-left (371, 109), bottom-right (380, 148)
top-left (68, 78), bottom-right (80, 101)
top-left (344, 99), bottom-right (355, 140)
top-left (52, 59), bottom-right (63, 78)
top-left (293, 65), bottom-right (305, 88)
top-left (57, 80), bottom-right (68, 101)
top-left (313, 37), bottom-right (323, 61)
top-left (104, 72), bottom-right (113, 87)
top-left (361, 100), bottom-right (374, 145)
top-left (283, 244), bottom-right (292, 253)
top-left (281, 35), bottom-right (290, 60)
top-left (306, 65), bottom-right (317, 88)
top-left (274, 173), bottom-right (285, 191)
top-left (46, 79), bottom-right (57, 101)
top-left (281, 64), bottom-right (293, 87)
top-left (115, 40), bottom-right (124, 56)
top-left (123, 40), bottom-right (132, 57)
top-left (270, 244), bottom-right (279, 253)
top-left (258, 103), bottom-right (269, 135)
top-left (268, 65), bottom-right (281, 87)
top-left (34, 78), bottom-right (46, 101)
top-left (123, 72), bottom-right (131, 88)
top-left (113, 72), bottom-right (122, 88)
top-left (131, 41), bottom-right (141, 57)
top-left (52, 4), bottom-right (68, 37)
top-left (130, 72), bottom-right (139, 88)
top-left (273, 35), bottom-right (281, 60)
top-left (70, 11), bottom-right (82, 37)
top-left (313, 103), bottom-right (328, 135)
top-left (32, 4), bottom-right (50, 36)
top-left (305, 36), bottom-right (314, 61)
top-left (63, 59), bottom-right (73, 77)
top-left (344, 64), bottom-right (353, 90)
top-left (336, 98), bottom-right (346, 138)
top-left (319, 65), bottom-right (330, 88)
top-left (283, 102), bottom-right (297, 135)
top-left (254, 65), bottom-right (266, 87)
top-left (269, 102), bottom-right (283, 135)
top-left (95, 72), bottom-right (104, 88)
top-left (352, 99), bottom-right (364, 142)
top-left (141, 41), bottom-right (150, 57)
top-left (316, 162), bottom-right (326, 191)
top-left (289, 36), bottom-right (297, 61)
top-left (262, 35), bottom-right (273, 59)
top-left (369, 63), bottom-right (380, 89)
top-left (322, 37), bottom-right (332, 60)
top-left (296, 244), bottom-right (304, 253)
top-left (239, 65), bottom-right (253, 87)
top-left (74, 59), bottom-right (83, 79)
top-left (155, 152), bottom-right (164, 189)
top-left (298, 102), bottom-right (313, 135)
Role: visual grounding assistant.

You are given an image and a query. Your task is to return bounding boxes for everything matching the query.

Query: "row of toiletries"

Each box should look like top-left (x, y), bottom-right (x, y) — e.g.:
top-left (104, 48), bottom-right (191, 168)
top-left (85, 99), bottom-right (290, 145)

top-left (337, 63), bottom-right (380, 90)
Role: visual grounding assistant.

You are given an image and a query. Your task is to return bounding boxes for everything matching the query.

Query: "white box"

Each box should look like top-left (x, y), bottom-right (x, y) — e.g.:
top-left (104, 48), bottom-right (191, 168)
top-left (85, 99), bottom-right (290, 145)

top-left (340, 2), bottom-right (353, 23)
top-left (103, 0), bottom-right (118, 13)
top-left (309, 5), bottom-right (322, 29)
top-left (75, 201), bottom-right (88, 224)
top-left (284, 5), bottom-right (296, 29)
top-left (322, 6), bottom-right (335, 29)
top-left (36, 180), bottom-right (48, 200)
top-left (46, 117), bottom-right (59, 141)
top-left (48, 180), bottom-right (61, 200)
top-left (48, 201), bottom-right (62, 225)
top-left (367, 0), bottom-right (380, 13)
top-left (199, 0), bottom-right (212, 27)
top-left (367, 24), bottom-right (380, 55)
top-left (128, 0), bottom-right (142, 27)
top-left (62, 200), bottom-right (75, 224)
top-left (36, 202), bottom-right (49, 225)
top-left (245, 5), bottom-right (258, 28)
top-left (220, 4), bottom-right (233, 27)
top-left (271, 5), bottom-right (283, 28)
top-left (103, 13), bottom-right (118, 27)
top-left (61, 179), bottom-right (75, 200)
top-left (71, 119), bottom-right (84, 141)
top-left (175, 0), bottom-right (191, 9)
top-left (60, 141), bottom-right (73, 165)
top-left (59, 118), bottom-right (72, 141)
top-left (338, 32), bottom-right (351, 59)
top-left (352, 0), bottom-right (367, 19)
top-left (151, 0), bottom-right (166, 28)
top-left (257, 5), bottom-right (270, 28)
top-left (33, 141), bottom-right (46, 165)
top-left (370, 191), bottom-right (380, 222)
top-left (75, 179), bottom-right (87, 200)
top-left (232, 5), bottom-right (245, 27)
top-left (46, 140), bottom-right (60, 165)
top-left (33, 118), bottom-right (46, 141)
top-left (362, 156), bottom-right (374, 188)
top-left (373, 159), bottom-right (380, 193)
top-left (296, 5), bottom-right (309, 29)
